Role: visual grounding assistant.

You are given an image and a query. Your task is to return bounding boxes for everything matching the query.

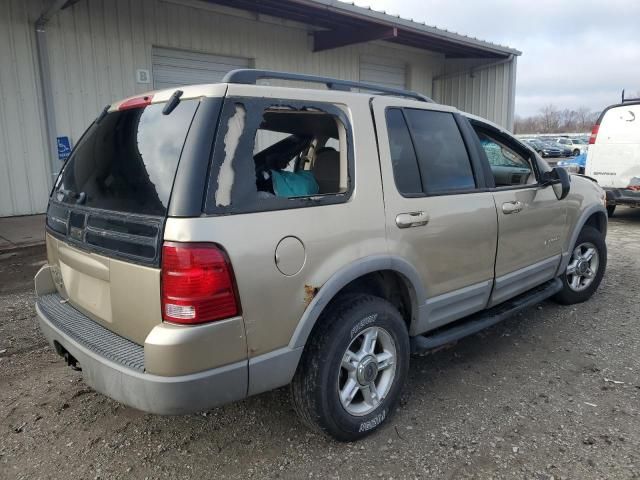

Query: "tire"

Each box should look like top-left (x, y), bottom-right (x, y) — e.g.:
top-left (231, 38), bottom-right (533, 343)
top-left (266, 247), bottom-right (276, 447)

top-left (573, 149), bottom-right (580, 156)
top-left (553, 226), bottom-right (607, 305)
top-left (290, 294), bottom-right (410, 441)
top-left (607, 205), bottom-right (616, 218)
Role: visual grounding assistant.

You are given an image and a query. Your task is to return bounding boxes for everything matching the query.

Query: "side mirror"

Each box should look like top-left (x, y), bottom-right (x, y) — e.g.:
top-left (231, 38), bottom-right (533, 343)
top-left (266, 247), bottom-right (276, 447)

top-left (541, 167), bottom-right (571, 200)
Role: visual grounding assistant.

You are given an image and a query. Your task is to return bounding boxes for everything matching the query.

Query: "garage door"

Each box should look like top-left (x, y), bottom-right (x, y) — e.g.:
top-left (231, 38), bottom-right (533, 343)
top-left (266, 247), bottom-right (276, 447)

top-left (359, 56), bottom-right (407, 90)
top-left (152, 47), bottom-right (251, 89)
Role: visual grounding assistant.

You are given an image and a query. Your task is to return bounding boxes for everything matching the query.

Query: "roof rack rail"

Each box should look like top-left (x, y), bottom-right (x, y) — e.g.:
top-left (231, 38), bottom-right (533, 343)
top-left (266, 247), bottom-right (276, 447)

top-left (222, 69), bottom-right (434, 103)
top-left (621, 89), bottom-right (640, 103)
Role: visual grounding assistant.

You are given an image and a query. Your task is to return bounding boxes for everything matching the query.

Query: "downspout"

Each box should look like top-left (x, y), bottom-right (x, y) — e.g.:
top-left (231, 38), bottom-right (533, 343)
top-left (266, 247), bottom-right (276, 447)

top-left (506, 56), bottom-right (518, 132)
top-left (34, 0), bottom-right (74, 181)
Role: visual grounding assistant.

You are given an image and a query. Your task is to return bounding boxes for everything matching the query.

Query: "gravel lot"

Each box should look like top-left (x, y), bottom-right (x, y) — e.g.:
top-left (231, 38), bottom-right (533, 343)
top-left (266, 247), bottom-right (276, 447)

top-left (1, 209), bottom-right (639, 480)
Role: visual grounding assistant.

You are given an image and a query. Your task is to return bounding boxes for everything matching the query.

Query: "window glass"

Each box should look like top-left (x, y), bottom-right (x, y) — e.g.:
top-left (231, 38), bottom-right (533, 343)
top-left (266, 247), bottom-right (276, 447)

top-left (403, 109), bottom-right (476, 194)
top-left (209, 101), bottom-right (350, 213)
top-left (54, 100), bottom-right (198, 216)
top-left (385, 108), bottom-right (422, 195)
top-left (475, 129), bottom-right (535, 187)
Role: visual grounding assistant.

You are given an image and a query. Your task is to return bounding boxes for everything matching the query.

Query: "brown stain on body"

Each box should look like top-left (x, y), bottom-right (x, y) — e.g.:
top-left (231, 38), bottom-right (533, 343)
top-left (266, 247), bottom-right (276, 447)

top-left (304, 284), bottom-right (318, 307)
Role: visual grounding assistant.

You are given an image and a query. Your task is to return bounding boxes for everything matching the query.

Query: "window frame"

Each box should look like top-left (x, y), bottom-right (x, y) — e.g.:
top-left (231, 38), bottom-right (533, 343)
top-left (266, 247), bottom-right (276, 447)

top-left (384, 106), bottom-right (491, 198)
top-left (467, 118), bottom-right (543, 191)
top-left (203, 97), bottom-right (354, 215)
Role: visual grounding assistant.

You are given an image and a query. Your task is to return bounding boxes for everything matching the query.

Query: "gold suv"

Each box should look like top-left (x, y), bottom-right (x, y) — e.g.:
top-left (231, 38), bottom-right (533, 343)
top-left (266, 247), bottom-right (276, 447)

top-left (35, 70), bottom-right (608, 441)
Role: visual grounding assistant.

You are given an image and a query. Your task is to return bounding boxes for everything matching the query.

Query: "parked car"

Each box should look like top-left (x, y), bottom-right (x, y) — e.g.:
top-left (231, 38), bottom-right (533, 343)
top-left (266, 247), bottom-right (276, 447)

top-left (556, 136), bottom-right (588, 156)
top-left (544, 139), bottom-right (573, 157)
top-left (586, 96), bottom-right (640, 217)
top-left (524, 138), bottom-right (563, 158)
top-left (35, 70), bottom-right (608, 441)
top-left (557, 153), bottom-right (586, 174)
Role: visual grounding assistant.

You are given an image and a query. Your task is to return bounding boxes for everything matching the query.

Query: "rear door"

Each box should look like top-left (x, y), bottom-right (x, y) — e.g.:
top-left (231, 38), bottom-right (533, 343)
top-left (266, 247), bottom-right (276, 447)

top-left (372, 98), bottom-right (498, 334)
top-left (586, 103), bottom-right (640, 189)
top-left (467, 119), bottom-right (565, 306)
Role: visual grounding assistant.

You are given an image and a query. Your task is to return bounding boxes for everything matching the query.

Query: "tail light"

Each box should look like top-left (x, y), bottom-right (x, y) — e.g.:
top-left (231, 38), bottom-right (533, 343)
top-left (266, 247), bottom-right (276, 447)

top-left (161, 242), bottom-right (239, 325)
top-left (588, 124), bottom-right (599, 145)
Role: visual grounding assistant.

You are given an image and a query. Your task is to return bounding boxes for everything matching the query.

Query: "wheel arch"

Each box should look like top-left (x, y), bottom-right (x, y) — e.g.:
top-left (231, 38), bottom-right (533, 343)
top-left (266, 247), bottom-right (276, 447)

top-left (289, 256), bottom-right (426, 350)
top-left (558, 204), bottom-right (607, 274)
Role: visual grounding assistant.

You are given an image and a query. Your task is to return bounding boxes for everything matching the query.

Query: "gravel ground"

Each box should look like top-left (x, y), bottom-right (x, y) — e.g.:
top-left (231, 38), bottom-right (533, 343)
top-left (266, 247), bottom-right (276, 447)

top-left (1, 209), bottom-right (639, 480)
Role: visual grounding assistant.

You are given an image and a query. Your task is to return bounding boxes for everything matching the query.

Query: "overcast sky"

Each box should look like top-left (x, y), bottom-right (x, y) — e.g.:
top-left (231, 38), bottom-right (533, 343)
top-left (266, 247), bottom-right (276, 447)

top-left (349, 0), bottom-right (640, 117)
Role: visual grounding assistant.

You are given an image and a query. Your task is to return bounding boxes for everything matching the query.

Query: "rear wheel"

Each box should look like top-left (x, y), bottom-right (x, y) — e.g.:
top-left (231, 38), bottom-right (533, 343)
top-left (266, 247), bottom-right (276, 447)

top-left (553, 226), bottom-right (606, 305)
top-left (573, 149), bottom-right (580, 156)
top-left (290, 295), bottom-right (409, 441)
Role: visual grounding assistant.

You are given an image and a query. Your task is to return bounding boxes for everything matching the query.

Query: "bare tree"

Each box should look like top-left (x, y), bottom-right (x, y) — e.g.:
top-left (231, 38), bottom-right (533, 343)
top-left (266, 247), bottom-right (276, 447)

top-left (539, 104), bottom-right (561, 133)
top-left (514, 104), bottom-right (600, 134)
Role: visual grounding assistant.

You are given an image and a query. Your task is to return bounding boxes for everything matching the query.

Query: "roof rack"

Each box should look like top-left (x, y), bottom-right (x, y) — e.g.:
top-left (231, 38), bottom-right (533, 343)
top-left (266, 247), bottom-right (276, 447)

top-left (222, 69), bottom-right (434, 103)
top-left (621, 89), bottom-right (640, 103)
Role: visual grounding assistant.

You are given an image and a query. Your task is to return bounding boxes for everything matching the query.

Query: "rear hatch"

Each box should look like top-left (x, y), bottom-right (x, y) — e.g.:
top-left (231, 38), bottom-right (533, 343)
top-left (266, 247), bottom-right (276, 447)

top-left (45, 96), bottom-right (201, 344)
top-left (586, 103), bottom-right (640, 189)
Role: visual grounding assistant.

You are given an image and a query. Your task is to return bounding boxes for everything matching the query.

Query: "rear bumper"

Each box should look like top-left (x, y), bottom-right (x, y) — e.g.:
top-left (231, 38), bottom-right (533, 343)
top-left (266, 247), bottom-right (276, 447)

top-left (36, 299), bottom-right (248, 415)
top-left (605, 188), bottom-right (640, 206)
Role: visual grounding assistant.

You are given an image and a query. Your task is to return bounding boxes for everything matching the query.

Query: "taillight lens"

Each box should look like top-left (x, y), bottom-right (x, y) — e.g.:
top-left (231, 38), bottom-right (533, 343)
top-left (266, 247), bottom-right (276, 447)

top-left (161, 242), bottom-right (239, 325)
top-left (589, 124), bottom-right (599, 144)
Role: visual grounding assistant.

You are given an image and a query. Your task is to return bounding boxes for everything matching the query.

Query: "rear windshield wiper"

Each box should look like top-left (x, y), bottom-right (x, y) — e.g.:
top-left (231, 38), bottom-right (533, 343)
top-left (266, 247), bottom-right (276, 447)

top-left (162, 90), bottom-right (183, 115)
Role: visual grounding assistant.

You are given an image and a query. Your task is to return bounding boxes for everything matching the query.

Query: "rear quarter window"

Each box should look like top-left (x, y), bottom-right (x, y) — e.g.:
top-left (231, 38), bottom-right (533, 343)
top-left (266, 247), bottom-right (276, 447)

top-left (205, 98), bottom-right (353, 215)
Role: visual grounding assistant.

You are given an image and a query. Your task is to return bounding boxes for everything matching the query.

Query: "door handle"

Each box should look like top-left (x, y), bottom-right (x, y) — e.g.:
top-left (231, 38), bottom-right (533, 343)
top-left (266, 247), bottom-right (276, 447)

top-left (396, 211), bottom-right (429, 229)
top-left (502, 201), bottom-right (524, 214)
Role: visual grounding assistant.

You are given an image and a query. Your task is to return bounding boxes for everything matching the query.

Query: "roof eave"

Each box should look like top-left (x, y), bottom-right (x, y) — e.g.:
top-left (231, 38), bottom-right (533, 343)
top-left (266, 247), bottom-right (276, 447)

top-left (295, 0), bottom-right (522, 57)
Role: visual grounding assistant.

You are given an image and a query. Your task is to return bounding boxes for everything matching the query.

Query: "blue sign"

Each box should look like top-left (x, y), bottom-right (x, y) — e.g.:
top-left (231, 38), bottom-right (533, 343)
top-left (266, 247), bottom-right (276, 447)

top-left (57, 136), bottom-right (72, 161)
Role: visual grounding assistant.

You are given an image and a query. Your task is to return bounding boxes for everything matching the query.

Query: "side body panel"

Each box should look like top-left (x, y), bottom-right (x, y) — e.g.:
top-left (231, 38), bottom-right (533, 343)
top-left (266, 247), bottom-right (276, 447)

top-left (490, 186), bottom-right (565, 305)
top-left (164, 85), bottom-right (388, 358)
top-left (370, 97), bottom-right (498, 335)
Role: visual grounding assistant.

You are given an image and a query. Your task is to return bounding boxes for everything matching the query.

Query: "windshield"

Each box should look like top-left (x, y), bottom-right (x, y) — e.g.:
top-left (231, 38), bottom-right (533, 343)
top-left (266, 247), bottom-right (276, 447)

top-left (53, 100), bottom-right (199, 216)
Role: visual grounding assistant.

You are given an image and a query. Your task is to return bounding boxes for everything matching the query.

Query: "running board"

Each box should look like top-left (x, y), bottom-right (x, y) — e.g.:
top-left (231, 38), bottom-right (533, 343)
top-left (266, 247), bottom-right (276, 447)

top-left (411, 278), bottom-right (563, 354)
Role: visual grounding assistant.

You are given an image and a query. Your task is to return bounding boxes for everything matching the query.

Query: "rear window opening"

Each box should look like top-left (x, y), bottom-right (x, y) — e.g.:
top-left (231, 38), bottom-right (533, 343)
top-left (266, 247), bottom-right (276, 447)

top-left (208, 99), bottom-right (352, 214)
top-left (53, 99), bottom-right (199, 216)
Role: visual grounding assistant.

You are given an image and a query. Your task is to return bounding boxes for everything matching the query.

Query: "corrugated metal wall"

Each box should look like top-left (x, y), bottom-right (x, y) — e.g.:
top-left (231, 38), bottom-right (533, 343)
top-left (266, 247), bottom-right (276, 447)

top-left (1, 0), bottom-right (517, 217)
top-left (0, 0), bottom-right (52, 217)
top-left (44, 0), bottom-right (443, 156)
top-left (433, 57), bottom-right (517, 131)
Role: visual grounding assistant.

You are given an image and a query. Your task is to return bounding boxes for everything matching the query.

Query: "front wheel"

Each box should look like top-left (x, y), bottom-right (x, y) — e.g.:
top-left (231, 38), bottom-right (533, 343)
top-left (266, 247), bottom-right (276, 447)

top-left (290, 295), bottom-right (410, 441)
top-left (607, 205), bottom-right (616, 217)
top-left (553, 226), bottom-right (607, 305)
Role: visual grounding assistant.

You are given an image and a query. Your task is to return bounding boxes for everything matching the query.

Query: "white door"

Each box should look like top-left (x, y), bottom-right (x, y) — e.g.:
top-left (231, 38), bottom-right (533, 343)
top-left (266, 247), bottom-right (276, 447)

top-left (359, 55), bottom-right (407, 90)
top-left (152, 47), bottom-right (251, 89)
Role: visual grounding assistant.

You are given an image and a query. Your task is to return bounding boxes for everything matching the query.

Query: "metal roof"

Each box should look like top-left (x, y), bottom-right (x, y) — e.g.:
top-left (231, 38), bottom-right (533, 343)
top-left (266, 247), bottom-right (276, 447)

top-left (206, 0), bottom-right (521, 58)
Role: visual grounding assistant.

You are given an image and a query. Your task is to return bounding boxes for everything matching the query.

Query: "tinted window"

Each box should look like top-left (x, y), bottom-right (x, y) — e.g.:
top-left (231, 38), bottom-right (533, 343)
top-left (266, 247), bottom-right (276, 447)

top-left (403, 109), bottom-right (475, 194)
top-left (54, 100), bottom-right (199, 216)
top-left (385, 108), bottom-right (422, 195)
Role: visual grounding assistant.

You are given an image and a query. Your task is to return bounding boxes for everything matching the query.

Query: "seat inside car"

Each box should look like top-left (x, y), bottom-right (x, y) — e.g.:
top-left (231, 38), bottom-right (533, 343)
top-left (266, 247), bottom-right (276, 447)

top-left (313, 147), bottom-right (340, 194)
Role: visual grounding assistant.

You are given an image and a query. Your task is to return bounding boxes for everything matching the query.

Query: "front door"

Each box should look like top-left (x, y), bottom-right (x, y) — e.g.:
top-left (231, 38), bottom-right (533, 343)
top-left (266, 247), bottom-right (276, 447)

top-left (469, 121), bottom-right (566, 306)
top-left (372, 99), bottom-right (498, 334)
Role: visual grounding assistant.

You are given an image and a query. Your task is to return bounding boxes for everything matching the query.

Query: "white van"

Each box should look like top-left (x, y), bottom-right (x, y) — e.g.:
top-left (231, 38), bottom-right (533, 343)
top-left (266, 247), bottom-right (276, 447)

top-left (586, 98), bottom-right (640, 217)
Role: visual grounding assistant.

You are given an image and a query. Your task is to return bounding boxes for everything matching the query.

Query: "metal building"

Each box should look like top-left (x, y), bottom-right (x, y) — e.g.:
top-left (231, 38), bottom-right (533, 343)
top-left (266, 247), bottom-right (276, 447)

top-left (0, 0), bottom-right (521, 217)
